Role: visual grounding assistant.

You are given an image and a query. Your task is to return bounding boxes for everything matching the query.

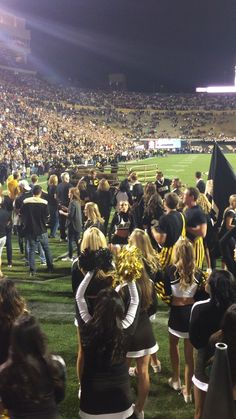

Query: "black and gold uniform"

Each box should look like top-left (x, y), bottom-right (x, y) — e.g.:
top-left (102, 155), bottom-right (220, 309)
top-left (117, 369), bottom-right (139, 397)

top-left (185, 205), bottom-right (207, 269)
top-left (155, 178), bottom-right (171, 199)
top-left (155, 265), bottom-right (206, 337)
top-left (157, 211), bottom-right (185, 268)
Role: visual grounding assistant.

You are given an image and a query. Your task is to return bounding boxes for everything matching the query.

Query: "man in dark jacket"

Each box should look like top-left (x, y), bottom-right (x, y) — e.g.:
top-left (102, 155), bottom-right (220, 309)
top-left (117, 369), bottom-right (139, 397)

top-left (22, 185), bottom-right (53, 276)
top-left (57, 172), bottom-right (72, 241)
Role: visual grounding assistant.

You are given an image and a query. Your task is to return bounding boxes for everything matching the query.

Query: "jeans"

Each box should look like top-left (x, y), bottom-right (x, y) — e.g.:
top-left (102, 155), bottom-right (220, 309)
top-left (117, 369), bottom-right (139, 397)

top-left (0, 236), bottom-right (6, 258)
top-left (28, 232), bottom-right (53, 273)
top-left (68, 226), bottom-right (80, 259)
top-left (38, 242), bottom-right (46, 264)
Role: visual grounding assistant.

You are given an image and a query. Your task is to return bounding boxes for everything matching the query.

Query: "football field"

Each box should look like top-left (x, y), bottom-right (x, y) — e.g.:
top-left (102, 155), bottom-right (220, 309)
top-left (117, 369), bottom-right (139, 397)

top-left (5, 153), bottom-right (236, 419)
top-left (120, 152), bottom-right (236, 186)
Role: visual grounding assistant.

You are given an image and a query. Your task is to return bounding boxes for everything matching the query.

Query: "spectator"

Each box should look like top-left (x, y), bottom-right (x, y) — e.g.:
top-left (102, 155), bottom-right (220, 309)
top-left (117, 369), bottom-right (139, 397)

top-left (151, 192), bottom-right (185, 268)
top-left (95, 179), bottom-right (113, 236)
top-left (59, 187), bottom-right (82, 261)
top-left (195, 172), bottom-right (206, 194)
top-left (0, 183), bottom-right (13, 269)
top-left (14, 180), bottom-right (32, 262)
top-left (0, 314), bottom-right (66, 419)
top-left (183, 187), bottom-right (207, 269)
top-left (218, 195), bottom-right (236, 276)
top-left (30, 174), bottom-right (39, 190)
top-left (83, 202), bottom-right (104, 232)
top-left (0, 279), bottom-right (27, 366)
top-left (47, 174), bottom-right (59, 238)
top-left (57, 172), bottom-right (72, 241)
top-left (21, 185), bottom-right (54, 276)
top-left (0, 190), bottom-right (12, 278)
top-left (113, 180), bottom-right (133, 211)
top-left (142, 183), bottom-right (164, 245)
top-left (7, 171), bottom-right (20, 200)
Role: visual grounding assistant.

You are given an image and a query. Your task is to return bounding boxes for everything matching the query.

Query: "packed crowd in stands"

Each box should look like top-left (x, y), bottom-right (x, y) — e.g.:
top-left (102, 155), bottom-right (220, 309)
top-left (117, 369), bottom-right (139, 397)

top-left (0, 70), bottom-right (236, 177)
top-left (0, 163), bottom-right (236, 418)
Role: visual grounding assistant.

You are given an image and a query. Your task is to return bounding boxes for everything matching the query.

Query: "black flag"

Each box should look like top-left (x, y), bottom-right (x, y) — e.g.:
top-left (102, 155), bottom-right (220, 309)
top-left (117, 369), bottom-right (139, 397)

top-left (206, 143), bottom-right (236, 225)
top-left (202, 343), bottom-right (236, 419)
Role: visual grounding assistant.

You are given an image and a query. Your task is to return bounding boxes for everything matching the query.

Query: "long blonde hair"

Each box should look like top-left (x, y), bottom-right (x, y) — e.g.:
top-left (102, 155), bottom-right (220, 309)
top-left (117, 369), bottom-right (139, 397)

top-left (98, 178), bottom-right (110, 192)
top-left (80, 227), bottom-right (114, 282)
top-left (197, 193), bottom-right (211, 214)
top-left (48, 174), bottom-right (58, 186)
top-left (80, 227), bottom-right (107, 252)
top-left (129, 229), bottom-right (161, 273)
top-left (85, 202), bottom-right (104, 224)
top-left (172, 239), bottom-right (195, 290)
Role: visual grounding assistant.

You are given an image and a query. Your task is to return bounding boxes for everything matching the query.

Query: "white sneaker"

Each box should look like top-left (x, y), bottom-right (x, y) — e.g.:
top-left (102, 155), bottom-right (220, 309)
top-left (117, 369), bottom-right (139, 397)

top-left (61, 257), bottom-right (73, 262)
top-left (129, 367), bottom-right (137, 377)
top-left (135, 410), bottom-right (144, 419)
top-left (151, 360), bottom-right (161, 373)
top-left (168, 377), bottom-right (182, 391)
top-left (132, 405), bottom-right (144, 419)
top-left (181, 386), bottom-right (192, 403)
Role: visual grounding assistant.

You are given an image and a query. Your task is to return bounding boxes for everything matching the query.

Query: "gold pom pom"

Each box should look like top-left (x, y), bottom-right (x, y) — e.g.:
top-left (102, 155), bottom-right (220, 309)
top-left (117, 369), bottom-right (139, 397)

top-left (115, 245), bottom-right (143, 283)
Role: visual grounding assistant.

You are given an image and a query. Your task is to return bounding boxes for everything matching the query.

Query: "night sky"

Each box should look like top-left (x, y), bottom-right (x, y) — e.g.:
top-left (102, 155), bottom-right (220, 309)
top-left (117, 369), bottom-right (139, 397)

top-left (3, 0), bottom-right (236, 91)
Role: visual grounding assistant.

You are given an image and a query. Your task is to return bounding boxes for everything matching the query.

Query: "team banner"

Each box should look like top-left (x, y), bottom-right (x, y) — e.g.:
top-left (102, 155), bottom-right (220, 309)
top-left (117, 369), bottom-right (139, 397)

top-left (206, 142), bottom-right (236, 225)
top-left (145, 139), bottom-right (181, 149)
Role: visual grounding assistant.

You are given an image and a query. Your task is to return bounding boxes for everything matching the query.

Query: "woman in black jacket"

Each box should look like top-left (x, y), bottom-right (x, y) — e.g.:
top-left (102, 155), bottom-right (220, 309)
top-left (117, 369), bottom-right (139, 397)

top-left (95, 179), bottom-right (113, 236)
top-left (59, 187), bottom-right (82, 261)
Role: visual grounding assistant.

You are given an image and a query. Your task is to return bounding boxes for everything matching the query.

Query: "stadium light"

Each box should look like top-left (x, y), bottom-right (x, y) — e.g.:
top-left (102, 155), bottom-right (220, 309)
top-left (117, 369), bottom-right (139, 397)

top-left (196, 65), bottom-right (236, 93)
top-left (196, 86), bottom-right (236, 93)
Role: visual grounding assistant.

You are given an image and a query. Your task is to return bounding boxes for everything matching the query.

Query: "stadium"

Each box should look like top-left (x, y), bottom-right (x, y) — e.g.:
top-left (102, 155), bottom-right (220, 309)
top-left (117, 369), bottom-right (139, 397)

top-left (0, 2), bottom-right (236, 419)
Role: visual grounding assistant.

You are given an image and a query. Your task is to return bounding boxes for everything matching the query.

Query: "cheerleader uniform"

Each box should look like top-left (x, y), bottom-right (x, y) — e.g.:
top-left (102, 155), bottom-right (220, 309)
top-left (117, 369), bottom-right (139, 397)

top-left (76, 271), bottom-right (139, 419)
top-left (109, 211), bottom-right (135, 245)
top-left (156, 265), bottom-right (206, 338)
top-left (118, 280), bottom-right (158, 358)
top-left (189, 298), bottom-right (228, 392)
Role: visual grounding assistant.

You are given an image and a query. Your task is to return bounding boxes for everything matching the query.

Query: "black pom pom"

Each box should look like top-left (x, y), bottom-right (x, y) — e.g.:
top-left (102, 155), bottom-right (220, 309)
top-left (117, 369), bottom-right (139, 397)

top-left (79, 248), bottom-right (113, 272)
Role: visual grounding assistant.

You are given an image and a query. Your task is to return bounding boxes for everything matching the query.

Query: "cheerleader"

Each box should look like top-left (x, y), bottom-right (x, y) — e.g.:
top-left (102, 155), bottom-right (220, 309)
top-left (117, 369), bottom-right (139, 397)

top-left (109, 201), bottom-right (135, 245)
top-left (117, 246), bottom-right (158, 419)
top-left (76, 250), bottom-right (140, 419)
top-left (72, 227), bottom-right (114, 385)
top-left (128, 228), bottom-right (162, 373)
top-left (156, 239), bottom-right (206, 403)
top-left (189, 270), bottom-right (236, 419)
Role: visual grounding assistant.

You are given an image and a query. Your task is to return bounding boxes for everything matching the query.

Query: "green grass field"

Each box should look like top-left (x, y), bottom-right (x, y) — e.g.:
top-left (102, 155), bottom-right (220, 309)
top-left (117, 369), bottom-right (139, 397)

top-left (120, 153), bottom-right (236, 187)
top-left (4, 153), bottom-right (236, 419)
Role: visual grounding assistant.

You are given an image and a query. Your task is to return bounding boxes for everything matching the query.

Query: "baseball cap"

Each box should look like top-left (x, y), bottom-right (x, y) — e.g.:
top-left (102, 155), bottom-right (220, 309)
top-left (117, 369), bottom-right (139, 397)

top-left (19, 180), bottom-right (31, 191)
